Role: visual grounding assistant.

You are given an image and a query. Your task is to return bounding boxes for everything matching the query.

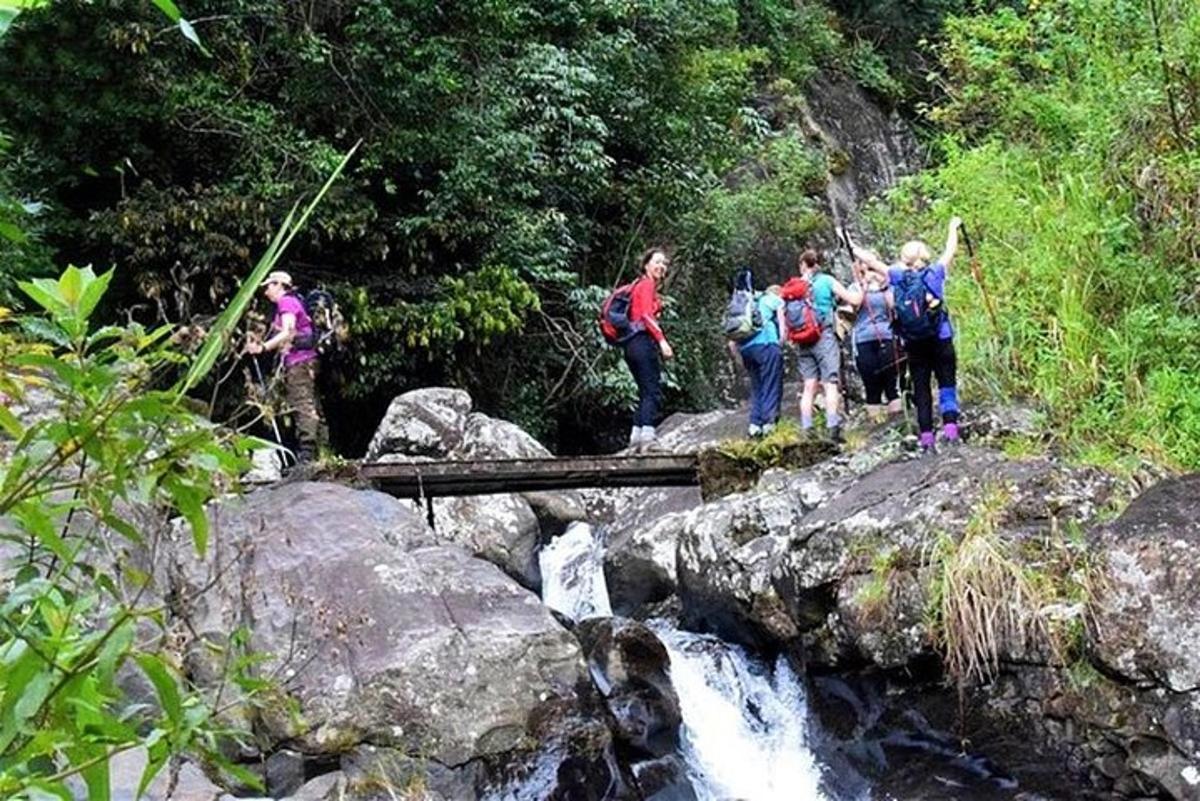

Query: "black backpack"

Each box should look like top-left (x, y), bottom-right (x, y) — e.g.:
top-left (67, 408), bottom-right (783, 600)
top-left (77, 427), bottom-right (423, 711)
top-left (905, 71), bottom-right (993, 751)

top-left (892, 269), bottom-right (944, 342)
top-left (291, 288), bottom-right (348, 355)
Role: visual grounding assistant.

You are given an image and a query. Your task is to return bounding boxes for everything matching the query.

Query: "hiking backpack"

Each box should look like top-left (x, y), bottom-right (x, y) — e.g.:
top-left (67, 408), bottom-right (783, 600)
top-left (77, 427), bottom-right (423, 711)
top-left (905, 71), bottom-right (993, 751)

top-left (599, 280), bottom-right (642, 345)
top-left (780, 276), bottom-right (822, 346)
top-left (291, 288), bottom-right (348, 355)
top-left (722, 269), bottom-right (762, 342)
top-left (892, 268), bottom-right (944, 342)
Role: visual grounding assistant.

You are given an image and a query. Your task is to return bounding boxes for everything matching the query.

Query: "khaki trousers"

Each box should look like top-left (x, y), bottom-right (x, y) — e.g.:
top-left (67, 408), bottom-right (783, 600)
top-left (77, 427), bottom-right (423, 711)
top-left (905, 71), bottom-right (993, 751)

top-left (283, 359), bottom-right (321, 455)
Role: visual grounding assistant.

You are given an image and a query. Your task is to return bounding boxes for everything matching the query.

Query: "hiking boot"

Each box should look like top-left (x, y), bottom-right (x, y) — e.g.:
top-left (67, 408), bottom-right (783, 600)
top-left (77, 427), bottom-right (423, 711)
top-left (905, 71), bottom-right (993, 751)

top-left (829, 425), bottom-right (844, 444)
top-left (941, 422), bottom-right (961, 443)
top-left (918, 431), bottom-right (936, 454)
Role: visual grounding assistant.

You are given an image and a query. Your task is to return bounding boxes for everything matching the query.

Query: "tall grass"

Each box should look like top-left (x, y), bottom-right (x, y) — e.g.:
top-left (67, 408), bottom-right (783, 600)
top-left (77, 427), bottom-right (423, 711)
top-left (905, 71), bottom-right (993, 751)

top-left (868, 0), bottom-right (1200, 470)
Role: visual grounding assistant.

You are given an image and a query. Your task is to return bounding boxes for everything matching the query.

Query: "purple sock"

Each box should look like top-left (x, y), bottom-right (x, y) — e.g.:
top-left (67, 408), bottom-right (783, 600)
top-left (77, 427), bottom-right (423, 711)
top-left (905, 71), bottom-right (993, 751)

top-left (942, 423), bottom-right (959, 441)
top-left (919, 431), bottom-right (936, 450)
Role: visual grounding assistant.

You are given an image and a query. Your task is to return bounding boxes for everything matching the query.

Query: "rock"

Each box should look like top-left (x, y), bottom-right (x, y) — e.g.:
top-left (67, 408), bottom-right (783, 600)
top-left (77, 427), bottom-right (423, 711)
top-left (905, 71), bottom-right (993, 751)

top-left (459, 412), bottom-right (552, 460)
top-left (429, 492), bottom-right (542, 589)
top-left (100, 747), bottom-right (223, 801)
top-left (1091, 474), bottom-right (1200, 692)
top-left (166, 481), bottom-right (586, 768)
top-left (265, 749), bottom-right (307, 797)
top-left (575, 618), bottom-right (682, 758)
top-left (365, 388), bottom-right (472, 460)
top-left (284, 772), bottom-right (343, 801)
top-left (603, 486), bottom-right (703, 615)
top-left (245, 448), bottom-right (285, 484)
top-left (677, 444), bottom-right (1121, 659)
top-left (338, 744), bottom-right (462, 800)
top-left (521, 489), bottom-right (588, 538)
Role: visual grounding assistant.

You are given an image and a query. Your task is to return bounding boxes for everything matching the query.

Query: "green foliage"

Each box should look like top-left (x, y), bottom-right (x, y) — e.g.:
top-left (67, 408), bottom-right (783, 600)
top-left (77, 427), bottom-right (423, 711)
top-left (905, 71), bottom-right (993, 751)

top-left (868, 0), bottom-right (1200, 469)
top-left (0, 265), bottom-right (266, 798)
top-left (0, 0), bottom-right (906, 449)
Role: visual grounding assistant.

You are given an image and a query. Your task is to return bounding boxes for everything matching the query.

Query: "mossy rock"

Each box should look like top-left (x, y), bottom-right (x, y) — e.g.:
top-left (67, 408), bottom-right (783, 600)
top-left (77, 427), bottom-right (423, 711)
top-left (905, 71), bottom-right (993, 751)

top-left (697, 426), bottom-right (838, 499)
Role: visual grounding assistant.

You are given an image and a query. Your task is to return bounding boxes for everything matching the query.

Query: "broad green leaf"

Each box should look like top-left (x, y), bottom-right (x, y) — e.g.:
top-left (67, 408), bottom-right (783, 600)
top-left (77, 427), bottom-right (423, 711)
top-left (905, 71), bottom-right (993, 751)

top-left (76, 268), bottom-right (114, 323)
top-left (0, 218), bottom-right (26, 243)
top-left (150, 0), bottom-right (180, 21)
top-left (17, 316), bottom-right (72, 347)
top-left (25, 782), bottom-right (72, 801)
top-left (136, 734), bottom-right (170, 798)
top-left (58, 265), bottom-right (85, 309)
top-left (0, 404), bottom-right (23, 438)
top-left (17, 278), bottom-right (68, 317)
top-left (133, 654), bottom-right (182, 725)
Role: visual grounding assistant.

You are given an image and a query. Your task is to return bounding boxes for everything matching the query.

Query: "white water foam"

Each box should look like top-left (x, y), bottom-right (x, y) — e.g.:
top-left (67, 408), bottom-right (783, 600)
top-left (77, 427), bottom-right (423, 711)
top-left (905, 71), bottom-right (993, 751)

top-left (538, 521), bottom-right (612, 622)
top-left (654, 625), bottom-right (831, 801)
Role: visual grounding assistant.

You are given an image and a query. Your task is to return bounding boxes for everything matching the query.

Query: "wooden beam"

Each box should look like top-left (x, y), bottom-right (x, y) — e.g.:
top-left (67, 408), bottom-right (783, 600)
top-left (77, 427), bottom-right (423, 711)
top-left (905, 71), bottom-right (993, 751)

top-left (359, 454), bottom-right (699, 498)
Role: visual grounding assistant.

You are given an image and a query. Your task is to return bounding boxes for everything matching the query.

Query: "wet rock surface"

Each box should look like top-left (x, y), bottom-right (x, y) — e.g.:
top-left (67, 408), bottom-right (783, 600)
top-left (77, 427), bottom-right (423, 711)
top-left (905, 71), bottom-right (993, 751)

top-left (164, 481), bottom-right (588, 788)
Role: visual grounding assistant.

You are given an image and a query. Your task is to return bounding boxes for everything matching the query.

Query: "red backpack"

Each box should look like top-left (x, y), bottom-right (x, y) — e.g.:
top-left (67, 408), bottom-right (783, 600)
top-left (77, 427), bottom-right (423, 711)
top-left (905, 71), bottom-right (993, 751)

top-left (780, 276), bottom-right (821, 346)
top-left (599, 280), bottom-right (642, 345)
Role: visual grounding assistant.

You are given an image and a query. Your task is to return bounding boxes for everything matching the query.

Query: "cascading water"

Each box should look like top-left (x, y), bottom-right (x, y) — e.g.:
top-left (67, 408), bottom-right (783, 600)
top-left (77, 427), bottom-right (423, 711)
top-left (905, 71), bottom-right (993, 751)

top-left (652, 625), bottom-right (833, 801)
top-left (538, 521), bottom-right (612, 621)
top-left (539, 523), bottom-right (842, 801)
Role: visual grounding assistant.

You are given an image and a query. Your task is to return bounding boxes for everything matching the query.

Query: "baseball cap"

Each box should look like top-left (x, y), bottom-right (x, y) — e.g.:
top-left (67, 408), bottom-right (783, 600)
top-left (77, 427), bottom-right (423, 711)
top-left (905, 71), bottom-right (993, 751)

top-left (259, 271), bottom-right (293, 288)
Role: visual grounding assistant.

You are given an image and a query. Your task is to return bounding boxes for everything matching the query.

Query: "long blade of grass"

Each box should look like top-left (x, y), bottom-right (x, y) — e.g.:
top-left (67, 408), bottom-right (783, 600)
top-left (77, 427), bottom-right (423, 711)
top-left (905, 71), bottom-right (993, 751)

top-left (177, 141), bottom-right (360, 396)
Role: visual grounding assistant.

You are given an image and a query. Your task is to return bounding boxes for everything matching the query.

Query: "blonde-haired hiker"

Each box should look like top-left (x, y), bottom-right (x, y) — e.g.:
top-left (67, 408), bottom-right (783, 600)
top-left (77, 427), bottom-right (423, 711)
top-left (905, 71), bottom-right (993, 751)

top-left (846, 217), bottom-right (963, 453)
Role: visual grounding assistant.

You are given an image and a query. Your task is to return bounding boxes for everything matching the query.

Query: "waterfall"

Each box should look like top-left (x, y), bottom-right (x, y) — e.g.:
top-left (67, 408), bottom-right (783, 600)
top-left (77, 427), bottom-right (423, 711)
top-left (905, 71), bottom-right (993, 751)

top-left (538, 521), bottom-right (612, 621)
top-left (538, 524), bottom-right (840, 801)
top-left (653, 625), bottom-right (832, 801)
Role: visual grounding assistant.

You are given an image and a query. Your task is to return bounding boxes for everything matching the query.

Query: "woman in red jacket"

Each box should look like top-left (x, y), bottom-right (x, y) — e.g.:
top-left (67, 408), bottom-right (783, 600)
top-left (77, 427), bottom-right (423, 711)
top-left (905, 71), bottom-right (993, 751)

top-left (625, 247), bottom-right (674, 448)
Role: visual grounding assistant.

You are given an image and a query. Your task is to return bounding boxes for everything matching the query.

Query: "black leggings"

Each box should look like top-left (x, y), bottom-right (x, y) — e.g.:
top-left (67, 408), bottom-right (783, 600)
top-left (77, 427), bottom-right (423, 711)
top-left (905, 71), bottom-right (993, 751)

top-left (623, 332), bottom-right (662, 427)
top-left (855, 339), bottom-right (900, 405)
top-left (906, 337), bottom-right (958, 434)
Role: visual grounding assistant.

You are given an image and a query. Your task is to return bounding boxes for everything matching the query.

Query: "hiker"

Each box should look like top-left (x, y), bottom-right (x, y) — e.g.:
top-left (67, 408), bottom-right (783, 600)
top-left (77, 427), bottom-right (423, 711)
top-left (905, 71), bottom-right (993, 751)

top-left (623, 247), bottom-right (674, 448)
top-left (850, 255), bottom-right (902, 422)
top-left (793, 249), bottom-right (861, 442)
top-left (847, 217), bottom-right (963, 452)
top-left (728, 273), bottom-right (785, 438)
top-left (245, 270), bottom-right (322, 464)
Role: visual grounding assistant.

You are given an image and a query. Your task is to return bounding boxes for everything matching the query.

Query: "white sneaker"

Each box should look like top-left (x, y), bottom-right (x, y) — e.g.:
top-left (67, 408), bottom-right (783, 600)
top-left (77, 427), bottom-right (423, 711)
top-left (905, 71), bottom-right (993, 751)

top-left (762, 422), bottom-right (775, 436)
top-left (748, 424), bottom-right (763, 438)
top-left (639, 426), bottom-right (657, 448)
top-left (628, 426), bottom-right (643, 448)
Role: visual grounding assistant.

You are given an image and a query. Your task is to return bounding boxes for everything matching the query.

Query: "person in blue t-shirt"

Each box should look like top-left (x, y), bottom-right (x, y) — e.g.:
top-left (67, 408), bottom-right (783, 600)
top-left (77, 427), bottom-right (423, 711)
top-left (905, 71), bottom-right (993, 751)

top-left (794, 249), bottom-right (862, 443)
top-left (729, 276), bottom-right (786, 437)
top-left (847, 217), bottom-right (963, 452)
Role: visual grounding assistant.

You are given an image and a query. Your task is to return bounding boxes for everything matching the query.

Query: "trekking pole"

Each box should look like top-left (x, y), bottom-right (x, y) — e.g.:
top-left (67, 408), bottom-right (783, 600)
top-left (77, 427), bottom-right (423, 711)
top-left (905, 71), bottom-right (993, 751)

top-left (961, 223), bottom-right (1014, 371)
top-left (249, 353), bottom-right (291, 471)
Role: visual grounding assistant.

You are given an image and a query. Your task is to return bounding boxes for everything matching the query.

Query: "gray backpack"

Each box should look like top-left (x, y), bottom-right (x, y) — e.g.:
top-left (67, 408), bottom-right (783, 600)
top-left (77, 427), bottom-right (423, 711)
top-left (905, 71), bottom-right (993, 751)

top-left (723, 269), bottom-right (762, 342)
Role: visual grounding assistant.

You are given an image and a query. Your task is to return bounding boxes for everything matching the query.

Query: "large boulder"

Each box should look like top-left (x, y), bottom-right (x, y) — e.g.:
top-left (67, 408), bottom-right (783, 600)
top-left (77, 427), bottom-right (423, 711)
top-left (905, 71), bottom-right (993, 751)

top-left (603, 486), bottom-right (703, 615)
top-left (365, 388), bottom-right (472, 460)
top-left (429, 493), bottom-right (542, 589)
top-left (365, 389), bottom-right (586, 578)
top-left (677, 443), bottom-right (1121, 661)
top-left (1090, 474), bottom-right (1200, 691)
top-left (165, 481), bottom-right (587, 770)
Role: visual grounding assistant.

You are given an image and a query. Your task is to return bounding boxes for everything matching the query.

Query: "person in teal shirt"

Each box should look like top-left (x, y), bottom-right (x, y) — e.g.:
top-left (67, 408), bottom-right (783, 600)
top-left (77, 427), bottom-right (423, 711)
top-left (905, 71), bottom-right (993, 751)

top-left (729, 271), bottom-right (786, 437)
top-left (794, 249), bottom-right (861, 442)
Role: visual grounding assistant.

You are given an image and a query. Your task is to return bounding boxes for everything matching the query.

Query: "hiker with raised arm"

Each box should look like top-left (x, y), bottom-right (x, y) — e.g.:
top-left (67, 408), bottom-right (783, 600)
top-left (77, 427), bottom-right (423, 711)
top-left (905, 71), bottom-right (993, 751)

top-left (245, 270), bottom-right (322, 466)
top-left (789, 249), bottom-right (861, 443)
top-left (845, 218), bottom-right (963, 453)
top-left (849, 254), bottom-right (902, 423)
top-left (727, 270), bottom-right (785, 438)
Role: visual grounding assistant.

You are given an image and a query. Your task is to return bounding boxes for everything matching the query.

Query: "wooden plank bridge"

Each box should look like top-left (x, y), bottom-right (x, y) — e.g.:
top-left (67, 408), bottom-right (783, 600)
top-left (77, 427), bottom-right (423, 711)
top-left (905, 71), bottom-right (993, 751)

top-left (359, 453), bottom-right (700, 499)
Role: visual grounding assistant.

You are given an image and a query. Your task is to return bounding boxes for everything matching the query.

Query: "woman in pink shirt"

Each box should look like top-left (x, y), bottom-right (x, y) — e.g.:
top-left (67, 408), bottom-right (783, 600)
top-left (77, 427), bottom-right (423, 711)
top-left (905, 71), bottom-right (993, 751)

top-left (624, 248), bottom-right (674, 448)
top-left (246, 270), bottom-right (321, 465)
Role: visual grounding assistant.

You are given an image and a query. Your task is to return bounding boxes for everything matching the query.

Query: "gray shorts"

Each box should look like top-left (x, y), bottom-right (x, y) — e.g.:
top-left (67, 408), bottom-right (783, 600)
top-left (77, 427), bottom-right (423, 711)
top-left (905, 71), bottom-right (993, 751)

top-left (795, 328), bottom-right (840, 383)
